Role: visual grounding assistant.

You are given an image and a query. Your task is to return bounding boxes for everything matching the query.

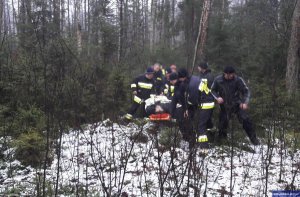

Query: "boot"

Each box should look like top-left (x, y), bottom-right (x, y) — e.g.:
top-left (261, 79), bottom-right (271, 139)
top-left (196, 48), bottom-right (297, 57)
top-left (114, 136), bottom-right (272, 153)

top-left (197, 135), bottom-right (209, 156)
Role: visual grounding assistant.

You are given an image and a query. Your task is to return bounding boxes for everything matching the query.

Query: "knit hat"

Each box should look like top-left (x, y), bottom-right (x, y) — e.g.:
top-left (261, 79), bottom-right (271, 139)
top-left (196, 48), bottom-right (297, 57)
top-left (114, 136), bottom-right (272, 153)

top-left (169, 72), bottom-right (178, 81)
top-left (145, 67), bottom-right (154, 74)
top-left (198, 62), bottom-right (208, 69)
top-left (223, 66), bottom-right (235, 74)
top-left (177, 68), bottom-right (188, 78)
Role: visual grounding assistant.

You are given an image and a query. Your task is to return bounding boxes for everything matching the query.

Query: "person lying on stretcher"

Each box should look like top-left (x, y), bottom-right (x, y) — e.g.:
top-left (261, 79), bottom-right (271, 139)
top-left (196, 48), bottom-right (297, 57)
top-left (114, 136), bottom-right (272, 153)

top-left (144, 95), bottom-right (172, 116)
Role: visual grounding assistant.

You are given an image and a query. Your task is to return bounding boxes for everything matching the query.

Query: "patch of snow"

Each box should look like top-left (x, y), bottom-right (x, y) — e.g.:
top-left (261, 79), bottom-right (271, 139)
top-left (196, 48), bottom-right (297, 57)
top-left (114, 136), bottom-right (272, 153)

top-left (0, 120), bottom-right (299, 196)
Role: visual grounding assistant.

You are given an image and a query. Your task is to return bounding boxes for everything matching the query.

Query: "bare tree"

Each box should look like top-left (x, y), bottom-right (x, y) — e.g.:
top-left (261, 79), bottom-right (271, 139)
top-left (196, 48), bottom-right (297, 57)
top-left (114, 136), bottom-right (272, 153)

top-left (143, 0), bottom-right (150, 49)
top-left (67, 0), bottom-right (71, 36)
top-left (192, 0), bottom-right (212, 70)
top-left (286, 0), bottom-right (300, 96)
top-left (75, 0), bottom-right (82, 53)
top-left (0, 0), bottom-right (3, 36)
top-left (53, 0), bottom-right (61, 33)
top-left (150, 0), bottom-right (157, 51)
top-left (171, 0), bottom-right (176, 47)
top-left (118, 0), bottom-right (124, 62)
top-left (61, 0), bottom-right (65, 33)
top-left (163, 0), bottom-right (171, 46)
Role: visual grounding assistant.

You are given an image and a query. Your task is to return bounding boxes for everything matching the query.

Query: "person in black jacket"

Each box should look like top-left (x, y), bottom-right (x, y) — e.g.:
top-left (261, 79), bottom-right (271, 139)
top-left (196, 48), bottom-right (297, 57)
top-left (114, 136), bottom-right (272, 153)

top-left (153, 63), bottom-right (165, 95)
top-left (196, 62), bottom-right (215, 148)
top-left (171, 68), bottom-right (195, 142)
top-left (163, 71), bottom-right (178, 99)
top-left (124, 67), bottom-right (155, 120)
top-left (211, 66), bottom-right (260, 145)
top-left (171, 68), bottom-right (189, 118)
top-left (198, 62), bottom-right (214, 88)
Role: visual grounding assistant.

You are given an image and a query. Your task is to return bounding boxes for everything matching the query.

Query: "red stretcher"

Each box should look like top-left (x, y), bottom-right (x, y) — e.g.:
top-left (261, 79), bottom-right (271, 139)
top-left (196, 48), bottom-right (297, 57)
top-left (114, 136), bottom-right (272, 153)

top-left (149, 113), bottom-right (171, 121)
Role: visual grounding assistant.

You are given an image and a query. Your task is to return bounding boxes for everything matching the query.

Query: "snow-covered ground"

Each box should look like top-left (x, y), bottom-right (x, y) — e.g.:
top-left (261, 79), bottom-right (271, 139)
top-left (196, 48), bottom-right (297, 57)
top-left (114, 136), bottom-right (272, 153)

top-left (0, 120), bottom-right (299, 196)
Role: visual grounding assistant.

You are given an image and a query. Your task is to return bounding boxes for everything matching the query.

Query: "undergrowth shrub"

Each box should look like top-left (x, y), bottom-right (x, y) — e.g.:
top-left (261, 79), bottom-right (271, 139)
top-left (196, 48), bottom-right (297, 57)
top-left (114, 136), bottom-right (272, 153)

top-left (13, 130), bottom-right (47, 168)
top-left (158, 127), bottom-right (182, 149)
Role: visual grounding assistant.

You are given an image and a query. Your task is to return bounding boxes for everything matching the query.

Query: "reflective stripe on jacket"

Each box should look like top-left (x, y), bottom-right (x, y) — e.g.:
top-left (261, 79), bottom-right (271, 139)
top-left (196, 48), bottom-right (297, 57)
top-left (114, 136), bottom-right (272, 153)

top-left (198, 70), bottom-right (215, 105)
top-left (153, 70), bottom-right (165, 95)
top-left (130, 74), bottom-right (155, 100)
top-left (164, 82), bottom-right (175, 98)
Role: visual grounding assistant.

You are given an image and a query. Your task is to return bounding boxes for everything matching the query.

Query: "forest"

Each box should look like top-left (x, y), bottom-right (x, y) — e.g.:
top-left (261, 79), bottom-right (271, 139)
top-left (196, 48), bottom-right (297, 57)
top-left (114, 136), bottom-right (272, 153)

top-left (0, 0), bottom-right (299, 196)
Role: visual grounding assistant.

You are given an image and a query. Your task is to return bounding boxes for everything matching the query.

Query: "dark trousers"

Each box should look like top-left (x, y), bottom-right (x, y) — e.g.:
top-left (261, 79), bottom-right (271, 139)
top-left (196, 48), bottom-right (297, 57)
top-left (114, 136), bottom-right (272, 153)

top-left (206, 116), bottom-right (213, 129)
top-left (218, 104), bottom-right (256, 139)
top-left (197, 109), bottom-right (213, 135)
top-left (174, 106), bottom-right (195, 142)
top-left (128, 102), bottom-right (146, 118)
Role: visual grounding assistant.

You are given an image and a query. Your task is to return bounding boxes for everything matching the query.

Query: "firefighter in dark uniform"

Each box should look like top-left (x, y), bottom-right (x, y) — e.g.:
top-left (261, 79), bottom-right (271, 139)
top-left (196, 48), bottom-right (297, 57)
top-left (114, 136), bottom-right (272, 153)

top-left (196, 62), bottom-right (215, 149)
top-left (164, 68), bottom-right (172, 83)
top-left (171, 68), bottom-right (194, 142)
top-left (124, 67), bottom-right (155, 120)
top-left (162, 68), bottom-right (171, 97)
top-left (153, 63), bottom-right (165, 95)
top-left (160, 64), bottom-right (167, 76)
top-left (211, 66), bottom-right (260, 145)
top-left (163, 70), bottom-right (177, 99)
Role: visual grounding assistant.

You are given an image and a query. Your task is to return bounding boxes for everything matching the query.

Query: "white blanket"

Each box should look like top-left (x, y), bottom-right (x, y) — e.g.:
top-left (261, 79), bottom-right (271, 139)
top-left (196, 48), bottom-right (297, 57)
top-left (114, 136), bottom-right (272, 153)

top-left (144, 95), bottom-right (171, 109)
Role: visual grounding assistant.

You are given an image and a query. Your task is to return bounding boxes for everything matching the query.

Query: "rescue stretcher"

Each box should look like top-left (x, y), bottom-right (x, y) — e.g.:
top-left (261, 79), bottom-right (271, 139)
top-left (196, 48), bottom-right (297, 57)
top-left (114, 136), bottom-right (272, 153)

top-left (145, 95), bottom-right (173, 122)
top-left (149, 113), bottom-right (171, 121)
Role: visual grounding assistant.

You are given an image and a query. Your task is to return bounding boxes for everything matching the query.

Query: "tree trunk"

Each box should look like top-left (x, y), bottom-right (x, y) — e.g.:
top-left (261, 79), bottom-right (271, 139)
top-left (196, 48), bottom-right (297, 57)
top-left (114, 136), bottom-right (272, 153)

top-left (11, 0), bottom-right (18, 34)
top-left (53, 0), bottom-right (60, 34)
top-left (171, 0), bottom-right (176, 47)
top-left (143, 0), bottom-right (147, 48)
top-left (2, 1), bottom-right (7, 34)
top-left (68, 0), bottom-right (71, 36)
top-left (0, 0), bottom-right (2, 36)
top-left (196, 0), bottom-right (212, 61)
top-left (184, 0), bottom-right (195, 67)
top-left (6, 0), bottom-right (12, 34)
top-left (118, 0), bottom-right (124, 63)
top-left (124, 0), bottom-right (129, 57)
top-left (75, 0), bottom-right (82, 53)
top-left (159, 0), bottom-right (164, 42)
top-left (87, 0), bottom-right (90, 56)
top-left (191, 0), bottom-right (212, 71)
top-left (286, 0), bottom-right (300, 96)
top-left (163, 0), bottom-right (170, 46)
top-left (61, 0), bottom-right (64, 33)
top-left (142, 0), bottom-right (149, 49)
top-left (151, 0), bottom-right (157, 51)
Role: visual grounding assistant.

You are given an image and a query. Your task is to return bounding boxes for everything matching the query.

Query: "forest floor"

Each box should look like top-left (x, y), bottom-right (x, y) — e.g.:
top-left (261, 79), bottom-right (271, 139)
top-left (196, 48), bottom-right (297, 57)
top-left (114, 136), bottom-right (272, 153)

top-left (0, 119), bottom-right (299, 196)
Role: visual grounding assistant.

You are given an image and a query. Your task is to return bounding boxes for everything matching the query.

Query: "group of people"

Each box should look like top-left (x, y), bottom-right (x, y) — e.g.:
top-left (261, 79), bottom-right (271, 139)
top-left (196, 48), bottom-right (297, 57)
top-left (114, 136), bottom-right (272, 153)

top-left (123, 62), bottom-right (260, 149)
